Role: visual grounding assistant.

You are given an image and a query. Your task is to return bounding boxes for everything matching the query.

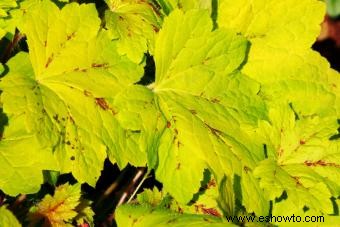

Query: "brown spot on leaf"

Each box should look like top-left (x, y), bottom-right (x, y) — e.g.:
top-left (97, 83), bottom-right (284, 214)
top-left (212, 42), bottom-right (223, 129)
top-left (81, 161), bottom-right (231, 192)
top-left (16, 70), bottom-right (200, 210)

top-left (201, 207), bottom-right (222, 217)
top-left (53, 115), bottom-right (59, 121)
top-left (207, 179), bottom-right (216, 189)
top-left (66, 141), bottom-right (71, 145)
top-left (167, 121), bottom-right (171, 128)
top-left (189, 109), bottom-right (197, 115)
top-left (176, 163), bottom-right (181, 170)
top-left (67, 32), bottom-right (76, 40)
top-left (203, 218), bottom-right (211, 222)
top-left (304, 160), bottom-right (340, 168)
top-left (111, 109), bottom-right (117, 115)
top-left (292, 176), bottom-right (302, 186)
top-left (70, 156), bottom-right (75, 161)
top-left (244, 166), bottom-right (251, 173)
top-left (177, 141), bottom-right (182, 148)
top-left (69, 116), bottom-right (75, 124)
top-left (205, 123), bottom-right (222, 138)
top-left (95, 98), bottom-right (109, 110)
top-left (45, 54), bottom-right (54, 68)
top-left (44, 41), bottom-right (47, 47)
top-left (167, 218), bottom-right (177, 224)
top-left (84, 90), bottom-right (92, 97)
top-left (91, 63), bottom-right (109, 68)
top-left (152, 25), bottom-right (159, 32)
top-left (300, 140), bottom-right (306, 145)
top-left (211, 98), bottom-right (220, 103)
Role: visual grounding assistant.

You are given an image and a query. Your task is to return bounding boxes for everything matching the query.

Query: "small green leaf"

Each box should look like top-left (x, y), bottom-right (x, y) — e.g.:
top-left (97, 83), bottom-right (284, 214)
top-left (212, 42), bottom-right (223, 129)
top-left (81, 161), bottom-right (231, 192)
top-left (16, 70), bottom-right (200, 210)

top-left (326, 0), bottom-right (340, 18)
top-left (74, 199), bottom-right (95, 227)
top-left (137, 188), bottom-right (164, 207)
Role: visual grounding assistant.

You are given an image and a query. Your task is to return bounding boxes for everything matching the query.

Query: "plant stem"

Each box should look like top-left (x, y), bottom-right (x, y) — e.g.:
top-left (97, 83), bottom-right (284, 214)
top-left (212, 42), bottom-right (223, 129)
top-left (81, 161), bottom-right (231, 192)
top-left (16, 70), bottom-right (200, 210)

top-left (127, 169), bottom-right (150, 204)
top-left (1, 31), bottom-right (24, 63)
top-left (95, 167), bottom-right (128, 208)
top-left (116, 167), bottom-right (147, 206)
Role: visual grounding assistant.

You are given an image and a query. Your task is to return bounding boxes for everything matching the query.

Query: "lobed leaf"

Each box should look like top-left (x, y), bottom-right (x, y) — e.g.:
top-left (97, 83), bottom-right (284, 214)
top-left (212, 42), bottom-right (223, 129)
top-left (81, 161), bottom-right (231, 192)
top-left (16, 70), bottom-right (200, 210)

top-left (0, 0), bottom-right (144, 186)
top-left (0, 115), bottom-right (57, 196)
top-left (218, 0), bottom-right (326, 83)
top-left (151, 9), bottom-right (257, 204)
top-left (104, 0), bottom-right (161, 63)
top-left (27, 183), bottom-right (93, 226)
top-left (254, 105), bottom-right (339, 215)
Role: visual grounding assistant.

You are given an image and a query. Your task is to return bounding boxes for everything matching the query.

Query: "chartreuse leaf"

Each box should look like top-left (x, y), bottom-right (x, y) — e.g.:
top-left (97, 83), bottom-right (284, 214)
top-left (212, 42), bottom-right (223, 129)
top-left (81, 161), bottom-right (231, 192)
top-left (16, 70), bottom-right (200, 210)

top-left (115, 204), bottom-right (236, 227)
top-left (152, 9), bottom-right (269, 216)
top-left (28, 183), bottom-right (94, 226)
top-left (257, 52), bottom-right (340, 119)
top-left (254, 105), bottom-right (340, 215)
top-left (136, 178), bottom-right (223, 217)
top-left (0, 206), bottom-right (21, 227)
top-left (0, 0), bottom-right (17, 38)
top-left (112, 85), bottom-right (165, 169)
top-left (104, 0), bottom-right (161, 63)
top-left (325, 68), bottom-right (340, 118)
top-left (218, 0), bottom-right (326, 84)
top-left (74, 200), bottom-right (95, 227)
top-left (1, 0), bottom-right (41, 39)
top-left (0, 0), bottom-right (16, 17)
top-left (159, 0), bottom-right (211, 12)
top-left (218, 0), bottom-right (339, 120)
top-left (0, 115), bottom-right (57, 196)
top-left (171, 177), bottom-right (224, 217)
top-left (0, 0), bottom-right (144, 186)
top-left (137, 188), bottom-right (164, 207)
top-left (151, 9), bottom-right (253, 204)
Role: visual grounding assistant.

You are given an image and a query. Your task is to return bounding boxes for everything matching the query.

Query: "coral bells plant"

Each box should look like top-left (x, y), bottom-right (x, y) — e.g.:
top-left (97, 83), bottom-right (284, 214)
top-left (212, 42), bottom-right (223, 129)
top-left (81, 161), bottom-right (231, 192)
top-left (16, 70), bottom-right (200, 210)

top-left (0, 0), bottom-right (339, 226)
